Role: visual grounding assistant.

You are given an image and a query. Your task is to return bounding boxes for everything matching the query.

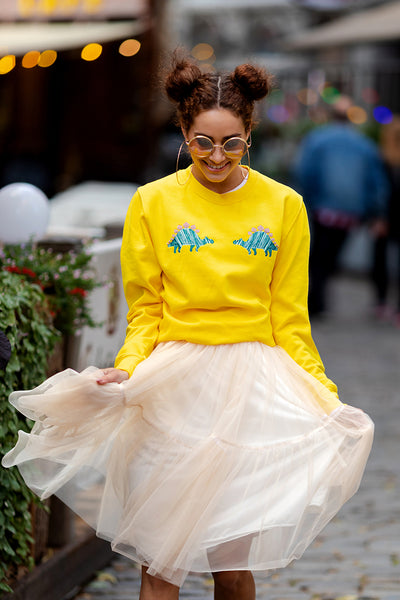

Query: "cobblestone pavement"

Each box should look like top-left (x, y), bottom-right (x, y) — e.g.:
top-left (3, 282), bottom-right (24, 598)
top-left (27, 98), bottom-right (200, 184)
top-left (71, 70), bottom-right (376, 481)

top-left (70, 276), bottom-right (400, 600)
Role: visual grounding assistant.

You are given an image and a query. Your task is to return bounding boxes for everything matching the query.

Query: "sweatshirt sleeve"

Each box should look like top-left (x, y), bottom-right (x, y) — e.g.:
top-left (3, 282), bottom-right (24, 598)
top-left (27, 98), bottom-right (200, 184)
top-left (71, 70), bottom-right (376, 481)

top-left (114, 190), bottom-right (163, 376)
top-left (270, 197), bottom-right (340, 400)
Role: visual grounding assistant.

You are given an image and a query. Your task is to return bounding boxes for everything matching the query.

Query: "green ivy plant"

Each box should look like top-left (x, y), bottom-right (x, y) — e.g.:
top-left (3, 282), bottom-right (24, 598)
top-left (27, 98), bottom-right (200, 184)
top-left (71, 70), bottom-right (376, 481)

top-left (0, 270), bottom-right (60, 592)
top-left (1, 242), bottom-right (100, 336)
top-left (0, 242), bottom-right (100, 592)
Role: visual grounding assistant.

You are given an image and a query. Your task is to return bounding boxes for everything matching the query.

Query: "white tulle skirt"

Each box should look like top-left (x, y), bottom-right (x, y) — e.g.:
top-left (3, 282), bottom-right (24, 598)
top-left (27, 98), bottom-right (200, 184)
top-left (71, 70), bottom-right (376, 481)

top-left (2, 341), bottom-right (373, 587)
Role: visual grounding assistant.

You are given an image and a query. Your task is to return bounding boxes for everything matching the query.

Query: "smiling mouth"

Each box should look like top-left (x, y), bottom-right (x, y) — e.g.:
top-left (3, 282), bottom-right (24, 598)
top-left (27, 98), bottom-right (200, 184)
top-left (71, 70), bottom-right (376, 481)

top-left (204, 162), bottom-right (229, 172)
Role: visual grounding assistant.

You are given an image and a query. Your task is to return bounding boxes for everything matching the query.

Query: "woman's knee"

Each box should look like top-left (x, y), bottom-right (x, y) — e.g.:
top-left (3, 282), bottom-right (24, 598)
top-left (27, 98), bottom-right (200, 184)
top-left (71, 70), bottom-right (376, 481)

top-left (141, 566), bottom-right (179, 595)
top-left (212, 570), bottom-right (251, 591)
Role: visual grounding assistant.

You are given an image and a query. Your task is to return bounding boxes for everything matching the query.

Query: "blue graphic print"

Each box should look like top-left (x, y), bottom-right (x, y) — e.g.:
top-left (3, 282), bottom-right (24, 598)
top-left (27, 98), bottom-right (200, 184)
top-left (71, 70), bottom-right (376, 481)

top-left (168, 223), bottom-right (214, 253)
top-left (233, 226), bottom-right (278, 257)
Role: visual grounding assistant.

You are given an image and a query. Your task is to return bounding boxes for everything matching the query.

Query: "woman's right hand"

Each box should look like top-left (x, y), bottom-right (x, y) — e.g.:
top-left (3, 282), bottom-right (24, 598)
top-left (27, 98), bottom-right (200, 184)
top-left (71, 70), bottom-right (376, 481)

top-left (96, 367), bottom-right (129, 385)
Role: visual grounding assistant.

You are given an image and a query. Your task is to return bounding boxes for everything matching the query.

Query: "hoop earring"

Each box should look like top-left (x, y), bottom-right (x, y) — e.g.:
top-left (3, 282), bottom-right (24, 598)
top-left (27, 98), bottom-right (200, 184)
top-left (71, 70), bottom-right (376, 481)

top-left (176, 141), bottom-right (192, 186)
top-left (239, 148), bottom-right (251, 180)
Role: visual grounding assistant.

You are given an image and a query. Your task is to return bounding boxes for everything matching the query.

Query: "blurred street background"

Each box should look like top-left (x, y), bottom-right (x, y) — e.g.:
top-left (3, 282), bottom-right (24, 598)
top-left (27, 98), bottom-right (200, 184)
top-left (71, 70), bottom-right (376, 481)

top-left (1, 0), bottom-right (400, 599)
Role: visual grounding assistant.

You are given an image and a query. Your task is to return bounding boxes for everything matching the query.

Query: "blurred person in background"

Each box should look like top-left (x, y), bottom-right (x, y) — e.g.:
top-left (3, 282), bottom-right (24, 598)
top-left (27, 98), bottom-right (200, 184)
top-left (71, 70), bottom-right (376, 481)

top-left (370, 115), bottom-right (400, 326)
top-left (293, 96), bottom-right (390, 317)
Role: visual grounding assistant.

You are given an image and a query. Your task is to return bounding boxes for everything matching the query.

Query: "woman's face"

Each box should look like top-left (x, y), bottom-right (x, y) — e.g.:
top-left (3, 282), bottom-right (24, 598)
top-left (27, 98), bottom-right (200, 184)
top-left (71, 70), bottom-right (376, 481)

top-left (183, 108), bottom-right (250, 194)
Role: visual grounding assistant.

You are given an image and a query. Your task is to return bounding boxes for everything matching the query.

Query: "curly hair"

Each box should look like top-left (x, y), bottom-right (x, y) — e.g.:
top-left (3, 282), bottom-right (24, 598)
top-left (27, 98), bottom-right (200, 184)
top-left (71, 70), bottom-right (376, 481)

top-left (164, 50), bottom-right (273, 133)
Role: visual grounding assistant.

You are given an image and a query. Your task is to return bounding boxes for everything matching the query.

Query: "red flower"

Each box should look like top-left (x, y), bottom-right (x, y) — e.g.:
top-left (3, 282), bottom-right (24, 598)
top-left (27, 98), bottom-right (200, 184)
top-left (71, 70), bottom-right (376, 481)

top-left (69, 287), bottom-right (87, 298)
top-left (22, 267), bottom-right (37, 278)
top-left (5, 265), bottom-right (37, 279)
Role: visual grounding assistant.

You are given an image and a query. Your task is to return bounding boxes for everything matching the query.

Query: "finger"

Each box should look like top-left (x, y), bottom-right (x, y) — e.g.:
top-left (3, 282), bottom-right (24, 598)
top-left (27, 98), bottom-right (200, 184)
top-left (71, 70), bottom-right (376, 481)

top-left (96, 371), bottom-right (116, 385)
top-left (96, 369), bottom-right (128, 385)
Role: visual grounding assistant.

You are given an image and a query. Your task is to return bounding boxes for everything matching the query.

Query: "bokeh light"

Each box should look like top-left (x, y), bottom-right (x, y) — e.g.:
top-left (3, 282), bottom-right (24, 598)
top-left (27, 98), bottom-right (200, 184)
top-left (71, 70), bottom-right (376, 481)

top-left (119, 39), bottom-right (141, 57)
top-left (308, 69), bottom-right (325, 90)
top-left (40, 0), bottom-right (58, 13)
top-left (22, 51), bottom-right (40, 69)
top-left (85, 0), bottom-right (102, 12)
top-left (373, 106), bottom-right (393, 124)
top-left (269, 89), bottom-right (284, 105)
top-left (308, 105), bottom-right (329, 125)
top-left (321, 85), bottom-right (341, 104)
top-left (38, 50), bottom-right (57, 68)
top-left (362, 87), bottom-right (379, 104)
top-left (0, 55), bottom-right (16, 75)
top-left (199, 62), bottom-right (216, 72)
top-left (18, 0), bottom-right (36, 17)
top-left (347, 105), bottom-right (367, 125)
top-left (297, 88), bottom-right (318, 106)
top-left (267, 105), bottom-right (290, 124)
top-left (191, 43), bottom-right (214, 61)
top-left (284, 93), bottom-right (300, 120)
top-left (81, 43), bottom-right (102, 62)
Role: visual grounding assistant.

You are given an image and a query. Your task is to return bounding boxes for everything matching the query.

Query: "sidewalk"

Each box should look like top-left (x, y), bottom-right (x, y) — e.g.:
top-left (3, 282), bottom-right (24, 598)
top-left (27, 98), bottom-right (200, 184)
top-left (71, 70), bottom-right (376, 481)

top-left (70, 275), bottom-right (400, 600)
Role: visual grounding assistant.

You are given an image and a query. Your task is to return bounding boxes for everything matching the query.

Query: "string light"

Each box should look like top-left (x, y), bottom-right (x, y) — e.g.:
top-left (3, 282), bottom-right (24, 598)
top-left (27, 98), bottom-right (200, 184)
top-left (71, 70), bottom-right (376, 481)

top-left (38, 50), bottom-right (57, 68)
top-left (40, 0), bottom-right (58, 14)
top-left (84, 0), bottom-right (102, 12)
top-left (22, 50), bottom-right (40, 69)
top-left (0, 39), bottom-right (143, 75)
top-left (18, 0), bottom-right (102, 16)
top-left (0, 55), bottom-right (16, 75)
top-left (18, 0), bottom-right (36, 17)
top-left (191, 43), bottom-right (214, 61)
top-left (119, 39), bottom-right (141, 57)
top-left (81, 43), bottom-right (102, 61)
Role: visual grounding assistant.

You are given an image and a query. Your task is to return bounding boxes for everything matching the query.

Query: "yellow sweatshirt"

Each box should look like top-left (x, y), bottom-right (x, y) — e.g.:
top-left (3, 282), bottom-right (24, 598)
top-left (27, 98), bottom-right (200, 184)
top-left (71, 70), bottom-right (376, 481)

top-left (115, 167), bottom-right (339, 399)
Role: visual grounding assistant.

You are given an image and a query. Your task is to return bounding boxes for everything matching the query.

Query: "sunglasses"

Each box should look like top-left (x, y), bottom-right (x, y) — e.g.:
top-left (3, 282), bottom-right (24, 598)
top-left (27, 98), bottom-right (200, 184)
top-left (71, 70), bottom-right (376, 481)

top-left (186, 135), bottom-right (251, 159)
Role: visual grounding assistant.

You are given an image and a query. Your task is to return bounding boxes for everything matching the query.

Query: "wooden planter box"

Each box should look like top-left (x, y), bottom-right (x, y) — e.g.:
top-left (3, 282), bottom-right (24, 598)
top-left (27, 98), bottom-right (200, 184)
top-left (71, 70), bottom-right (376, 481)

top-left (1, 533), bottom-right (114, 600)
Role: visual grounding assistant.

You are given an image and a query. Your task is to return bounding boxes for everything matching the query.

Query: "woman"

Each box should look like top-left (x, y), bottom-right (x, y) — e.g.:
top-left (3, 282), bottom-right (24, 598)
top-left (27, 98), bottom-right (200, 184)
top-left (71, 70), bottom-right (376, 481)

top-left (3, 54), bottom-right (374, 600)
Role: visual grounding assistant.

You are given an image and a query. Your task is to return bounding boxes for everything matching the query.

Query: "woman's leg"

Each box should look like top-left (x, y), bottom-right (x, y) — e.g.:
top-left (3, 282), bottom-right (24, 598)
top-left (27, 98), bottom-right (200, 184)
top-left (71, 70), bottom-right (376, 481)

top-left (212, 570), bottom-right (255, 600)
top-left (396, 239), bottom-right (400, 314)
top-left (371, 234), bottom-right (389, 309)
top-left (139, 566), bottom-right (180, 600)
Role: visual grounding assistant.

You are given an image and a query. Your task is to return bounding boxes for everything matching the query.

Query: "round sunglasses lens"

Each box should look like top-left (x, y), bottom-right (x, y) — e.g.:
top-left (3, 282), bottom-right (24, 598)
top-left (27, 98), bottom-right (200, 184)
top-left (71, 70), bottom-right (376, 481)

top-left (188, 137), bottom-right (213, 156)
top-left (223, 138), bottom-right (247, 157)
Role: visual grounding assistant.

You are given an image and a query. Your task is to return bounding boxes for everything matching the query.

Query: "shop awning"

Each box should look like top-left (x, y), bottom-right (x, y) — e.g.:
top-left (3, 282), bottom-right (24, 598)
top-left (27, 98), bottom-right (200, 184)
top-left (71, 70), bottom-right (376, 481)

top-left (287, 0), bottom-right (400, 49)
top-left (0, 19), bottom-right (149, 56)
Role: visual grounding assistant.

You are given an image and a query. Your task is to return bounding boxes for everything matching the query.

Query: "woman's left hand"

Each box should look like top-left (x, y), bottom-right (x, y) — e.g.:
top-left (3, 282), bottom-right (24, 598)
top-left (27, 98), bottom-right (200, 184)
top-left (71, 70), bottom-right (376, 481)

top-left (96, 367), bottom-right (129, 385)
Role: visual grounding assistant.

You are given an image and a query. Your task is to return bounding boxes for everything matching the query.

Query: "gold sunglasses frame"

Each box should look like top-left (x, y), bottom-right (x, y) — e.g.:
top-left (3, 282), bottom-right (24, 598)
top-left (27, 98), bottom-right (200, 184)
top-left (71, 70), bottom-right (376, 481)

top-left (185, 135), bottom-right (251, 158)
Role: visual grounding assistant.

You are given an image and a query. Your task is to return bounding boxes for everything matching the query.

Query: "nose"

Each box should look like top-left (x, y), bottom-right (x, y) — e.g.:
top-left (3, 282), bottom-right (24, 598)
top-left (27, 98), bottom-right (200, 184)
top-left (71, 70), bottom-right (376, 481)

top-left (209, 145), bottom-right (225, 162)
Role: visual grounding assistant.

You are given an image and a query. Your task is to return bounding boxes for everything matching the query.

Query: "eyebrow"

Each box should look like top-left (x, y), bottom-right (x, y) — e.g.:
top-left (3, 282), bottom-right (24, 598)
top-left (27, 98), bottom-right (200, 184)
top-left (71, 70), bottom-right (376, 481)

top-left (193, 132), bottom-right (243, 142)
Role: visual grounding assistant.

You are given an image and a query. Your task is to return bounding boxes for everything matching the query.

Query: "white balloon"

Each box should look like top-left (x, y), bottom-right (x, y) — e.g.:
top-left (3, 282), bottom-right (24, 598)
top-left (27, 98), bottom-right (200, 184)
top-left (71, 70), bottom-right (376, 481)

top-left (0, 183), bottom-right (49, 244)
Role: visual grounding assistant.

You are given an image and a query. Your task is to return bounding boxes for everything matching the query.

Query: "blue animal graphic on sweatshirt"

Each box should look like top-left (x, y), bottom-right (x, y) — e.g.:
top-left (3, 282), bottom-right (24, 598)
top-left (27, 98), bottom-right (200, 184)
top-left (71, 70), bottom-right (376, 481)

top-left (233, 226), bottom-right (278, 257)
top-left (168, 223), bottom-right (214, 253)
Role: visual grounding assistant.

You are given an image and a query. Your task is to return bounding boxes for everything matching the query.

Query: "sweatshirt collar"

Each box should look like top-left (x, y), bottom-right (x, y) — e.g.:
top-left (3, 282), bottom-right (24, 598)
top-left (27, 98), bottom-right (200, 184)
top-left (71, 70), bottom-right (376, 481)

top-left (183, 166), bottom-right (254, 205)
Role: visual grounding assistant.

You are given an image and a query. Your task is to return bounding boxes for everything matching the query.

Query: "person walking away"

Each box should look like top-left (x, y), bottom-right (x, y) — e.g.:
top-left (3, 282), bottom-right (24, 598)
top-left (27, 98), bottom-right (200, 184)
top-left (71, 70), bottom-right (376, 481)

top-left (3, 53), bottom-right (374, 600)
top-left (370, 115), bottom-right (400, 325)
top-left (293, 96), bottom-right (390, 317)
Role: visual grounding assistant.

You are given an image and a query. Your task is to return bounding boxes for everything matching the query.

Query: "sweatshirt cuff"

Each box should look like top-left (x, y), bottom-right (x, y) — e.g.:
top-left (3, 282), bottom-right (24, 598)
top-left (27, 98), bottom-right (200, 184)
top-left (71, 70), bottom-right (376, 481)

top-left (114, 356), bottom-right (140, 377)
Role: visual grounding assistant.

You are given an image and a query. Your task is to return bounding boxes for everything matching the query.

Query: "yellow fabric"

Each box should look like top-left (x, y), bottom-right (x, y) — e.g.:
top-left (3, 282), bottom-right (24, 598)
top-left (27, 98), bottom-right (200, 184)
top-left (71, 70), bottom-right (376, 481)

top-left (115, 167), bottom-right (339, 398)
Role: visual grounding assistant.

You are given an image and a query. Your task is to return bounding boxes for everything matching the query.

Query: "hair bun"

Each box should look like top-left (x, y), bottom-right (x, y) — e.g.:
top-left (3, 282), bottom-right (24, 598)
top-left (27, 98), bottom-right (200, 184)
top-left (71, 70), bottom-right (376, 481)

top-left (232, 64), bottom-right (271, 101)
top-left (165, 54), bottom-right (203, 104)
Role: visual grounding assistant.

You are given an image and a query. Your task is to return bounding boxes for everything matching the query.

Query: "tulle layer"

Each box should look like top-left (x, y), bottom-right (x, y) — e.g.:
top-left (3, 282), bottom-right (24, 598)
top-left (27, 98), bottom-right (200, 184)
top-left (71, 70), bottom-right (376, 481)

top-left (2, 341), bottom-right (373, 586)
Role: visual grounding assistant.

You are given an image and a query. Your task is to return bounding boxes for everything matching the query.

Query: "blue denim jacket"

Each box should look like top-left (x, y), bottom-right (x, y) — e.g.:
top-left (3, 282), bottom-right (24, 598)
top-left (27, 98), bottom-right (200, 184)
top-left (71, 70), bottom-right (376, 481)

top-left (293, 124), bottom-right (390, 220)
